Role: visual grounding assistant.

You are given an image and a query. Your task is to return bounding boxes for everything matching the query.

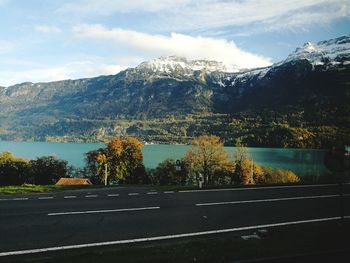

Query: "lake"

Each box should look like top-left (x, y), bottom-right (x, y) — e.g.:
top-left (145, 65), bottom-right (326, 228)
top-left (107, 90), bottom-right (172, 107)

top-left (0, 141), bottom-right (328, 177)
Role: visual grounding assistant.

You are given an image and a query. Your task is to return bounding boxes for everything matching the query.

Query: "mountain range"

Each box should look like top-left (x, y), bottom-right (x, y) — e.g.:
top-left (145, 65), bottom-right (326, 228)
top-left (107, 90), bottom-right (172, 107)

top-left (0, 35), bottom-right (349, 148)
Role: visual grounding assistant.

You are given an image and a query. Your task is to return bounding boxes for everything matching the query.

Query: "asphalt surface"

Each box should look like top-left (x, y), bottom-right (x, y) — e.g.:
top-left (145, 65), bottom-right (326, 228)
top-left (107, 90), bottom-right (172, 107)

top-left (0, 184), bottom-right (349, 257)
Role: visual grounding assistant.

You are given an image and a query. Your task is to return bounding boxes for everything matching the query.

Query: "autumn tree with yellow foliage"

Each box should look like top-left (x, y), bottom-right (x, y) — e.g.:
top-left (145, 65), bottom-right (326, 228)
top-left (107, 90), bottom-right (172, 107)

top-left (183, 135), bottom-right (234, 185)
top-left (85, 137), bottom-right (146, 184)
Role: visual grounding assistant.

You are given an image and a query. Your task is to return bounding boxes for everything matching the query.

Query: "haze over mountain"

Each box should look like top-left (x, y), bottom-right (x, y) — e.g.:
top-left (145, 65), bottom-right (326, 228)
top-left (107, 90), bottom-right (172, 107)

top-left (0, 35), bottom-right (349, 148)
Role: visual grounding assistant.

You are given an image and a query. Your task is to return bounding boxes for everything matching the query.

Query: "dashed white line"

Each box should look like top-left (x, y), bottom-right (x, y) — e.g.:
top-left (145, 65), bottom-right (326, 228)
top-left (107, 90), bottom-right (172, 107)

top-left (38, 197), bottom-right (54, 200)
top-left (108, 194), bottom-right (119, 197)
top-left (1, 216), bottom-right (348, 257)
top-left (196, 194), bottom-right (338, 206)
top-left (47, 206), bottom-right (160, 216)
top-left (63, 196), bottom-right (77, 199)
top-left (13, 198), bottom-right (28, 201)
top-left (164, 191), bottom-right (175, 194)
top-left (85, 195), bottom-right (98, 198)
top-left (146, 192), bottom-right (158, 195)
top-left (128, 193), bottom-right (139, 196)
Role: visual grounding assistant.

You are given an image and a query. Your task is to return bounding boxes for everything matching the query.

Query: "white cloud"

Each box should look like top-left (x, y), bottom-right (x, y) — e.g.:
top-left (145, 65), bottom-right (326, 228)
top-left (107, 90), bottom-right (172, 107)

top-left (59, 0), bottom-right (350, 33)
top-left (0, 60), bottom-right (127, 87)
top-left (250, 1), bottom-right (350, 32)
top-left (73, 24), bottom-right (272, 69)
top-left (66, 60), bottom-right (127, 77)
top-left (34, 25), bottom-right (61, 33)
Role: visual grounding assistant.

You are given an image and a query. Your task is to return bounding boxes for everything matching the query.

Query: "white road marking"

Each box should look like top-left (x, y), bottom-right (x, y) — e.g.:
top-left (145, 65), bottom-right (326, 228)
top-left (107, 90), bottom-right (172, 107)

top-left (196, 194), bottom-right (338, 206)
top-left (241, 233), bottom-right (261, 240)
top-left (13, 198), bottom-right (28, 201)
top-left (128, 193), bottom-right (139, 196)
top-left (179, 183), bottom-right (340, 193)
top-left (63, 196), bottom-right (77, 199)
top-left (147, 192), bottom-right (158, 195)
top-left (0, 199), bottom-right (10, 201)
top-left (108, 194), bottom-right (119, 197)
top-left (47, 206), bottom-right (160, 216)
top-left (164, 191), bottom-right (175, 194)
top-left (1, 216), bottom-right (348, 257)
top-left (38, 197), bottom-right (54, 200)
top-left (85, 195), bottom-right (98, 198)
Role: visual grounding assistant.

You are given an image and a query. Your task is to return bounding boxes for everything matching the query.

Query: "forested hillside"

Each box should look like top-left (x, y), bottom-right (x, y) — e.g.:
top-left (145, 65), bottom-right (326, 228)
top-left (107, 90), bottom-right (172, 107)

top-left (0, 36), bottom-right (349, 148)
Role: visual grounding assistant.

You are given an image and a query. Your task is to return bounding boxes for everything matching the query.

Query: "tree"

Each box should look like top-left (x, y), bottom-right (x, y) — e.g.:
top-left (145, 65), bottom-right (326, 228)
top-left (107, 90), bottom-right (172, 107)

top-left (183, 135), bottom-right (234, 185)
top-left (29, 156), bottom-right (69, 185)
top-left (108, 137), bottom-right (145, 184)
top-left (85, 137), bottom-right (146, 184)
top-left (234, 158), bottom-right (255, 185)
top-left (152, 159), bottom-right (187, 185)
top-left (232, 141), bottom-right (253, 185)
top-left (85, 148), bottom-right (107, 184)
top-left (0, 152), bottom-right (29, 186)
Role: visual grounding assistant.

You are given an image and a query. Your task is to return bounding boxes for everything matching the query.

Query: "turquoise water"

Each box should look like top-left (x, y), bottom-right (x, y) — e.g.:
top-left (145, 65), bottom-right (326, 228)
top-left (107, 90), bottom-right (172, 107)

top-left (0, 141), bottom-right (328, 177)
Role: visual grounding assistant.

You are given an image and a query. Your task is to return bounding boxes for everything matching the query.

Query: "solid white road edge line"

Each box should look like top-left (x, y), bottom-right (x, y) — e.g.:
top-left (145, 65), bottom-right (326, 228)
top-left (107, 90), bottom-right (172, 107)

top-left (179, 183), bottom-right (343, 193)
top-left (196, 194), bottom-right (338, 206)
top-left (47, 206), bottom-right (160, 216)
top-left (0, 216), bottom-right (349, 257)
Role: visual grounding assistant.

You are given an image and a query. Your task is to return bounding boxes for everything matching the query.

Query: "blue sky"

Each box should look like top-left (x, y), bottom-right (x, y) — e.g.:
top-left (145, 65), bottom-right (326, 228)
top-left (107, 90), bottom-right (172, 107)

top-left (0, 0), bottom-right (349, 86)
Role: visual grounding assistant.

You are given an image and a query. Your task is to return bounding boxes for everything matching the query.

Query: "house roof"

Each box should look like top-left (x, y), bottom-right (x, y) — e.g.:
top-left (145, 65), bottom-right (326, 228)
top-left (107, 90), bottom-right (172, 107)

top-left (56, 178), bottom-right (92, 185)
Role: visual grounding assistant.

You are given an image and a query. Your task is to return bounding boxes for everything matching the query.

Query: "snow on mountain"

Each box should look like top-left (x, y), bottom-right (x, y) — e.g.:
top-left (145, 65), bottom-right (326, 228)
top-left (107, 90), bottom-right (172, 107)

top-left (284, 35), bottom-right (350, 66)
top-left (136, 56), bottom-right (240, 74)
top-left (214, 36), bottom-right (350, 89)
top-left (132, 35), bottom-right (350, 85)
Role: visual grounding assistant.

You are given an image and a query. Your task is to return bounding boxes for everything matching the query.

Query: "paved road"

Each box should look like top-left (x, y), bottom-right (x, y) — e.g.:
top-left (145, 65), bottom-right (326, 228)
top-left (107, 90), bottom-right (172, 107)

top-left (0, 184), bottom-right (349, 257)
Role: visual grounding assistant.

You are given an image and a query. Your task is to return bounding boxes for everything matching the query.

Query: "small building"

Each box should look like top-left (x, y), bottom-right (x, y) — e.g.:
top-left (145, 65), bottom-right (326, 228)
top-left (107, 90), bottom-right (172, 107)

top-left (56, 178), bottom-right (92, 185)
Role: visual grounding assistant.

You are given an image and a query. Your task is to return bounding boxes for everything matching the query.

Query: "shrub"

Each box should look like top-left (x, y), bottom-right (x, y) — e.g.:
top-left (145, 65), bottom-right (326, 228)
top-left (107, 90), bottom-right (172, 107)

top-left (152, 159), bottom-right (187, 185)
top-left (260, 167), bottom-right (300, 184)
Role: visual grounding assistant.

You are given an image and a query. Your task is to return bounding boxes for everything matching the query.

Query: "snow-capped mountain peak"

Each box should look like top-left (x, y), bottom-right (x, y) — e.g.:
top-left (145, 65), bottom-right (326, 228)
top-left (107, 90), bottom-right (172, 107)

top-left (284, 35), bottom-right (350, 66)
top-left (136, 56), bottom-right (240, 74)
top-left (302, 42), bottom-right (317, 52)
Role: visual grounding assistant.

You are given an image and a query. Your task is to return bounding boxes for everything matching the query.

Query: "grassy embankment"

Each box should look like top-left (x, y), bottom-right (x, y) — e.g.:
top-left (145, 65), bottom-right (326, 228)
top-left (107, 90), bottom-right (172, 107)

top-left (0, 184), bottom-right (103, 195)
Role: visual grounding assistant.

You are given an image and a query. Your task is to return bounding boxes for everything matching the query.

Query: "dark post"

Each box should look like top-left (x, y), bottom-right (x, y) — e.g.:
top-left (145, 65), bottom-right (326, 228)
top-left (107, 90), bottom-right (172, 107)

top-left (323, 146), bottom-right (346, 222)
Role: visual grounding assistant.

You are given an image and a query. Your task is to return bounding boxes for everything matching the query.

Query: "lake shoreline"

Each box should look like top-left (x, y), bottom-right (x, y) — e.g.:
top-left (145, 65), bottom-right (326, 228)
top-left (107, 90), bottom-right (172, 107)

top-left (0, 139), bottom-right (330, 151)
top-left (0, 141), bottom-right (328, 177)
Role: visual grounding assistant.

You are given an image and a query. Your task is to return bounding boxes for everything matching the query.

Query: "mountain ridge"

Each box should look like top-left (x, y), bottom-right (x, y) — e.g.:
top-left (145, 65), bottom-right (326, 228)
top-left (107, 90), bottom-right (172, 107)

top-left (0, 35), bottom-right (349, 147)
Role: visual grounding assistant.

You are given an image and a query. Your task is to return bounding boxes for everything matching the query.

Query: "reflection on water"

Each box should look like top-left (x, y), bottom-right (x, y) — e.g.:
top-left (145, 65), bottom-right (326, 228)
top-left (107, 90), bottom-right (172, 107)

top-left (0, 141), bottom-right (328, 177)
top-left (246, 148), bottom-right (327, 178)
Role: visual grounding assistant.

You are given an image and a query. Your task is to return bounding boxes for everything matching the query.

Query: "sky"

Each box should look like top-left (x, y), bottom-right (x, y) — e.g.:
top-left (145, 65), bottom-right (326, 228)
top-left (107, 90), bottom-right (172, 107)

top-left (0, 0), bottom-right (349, 86)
